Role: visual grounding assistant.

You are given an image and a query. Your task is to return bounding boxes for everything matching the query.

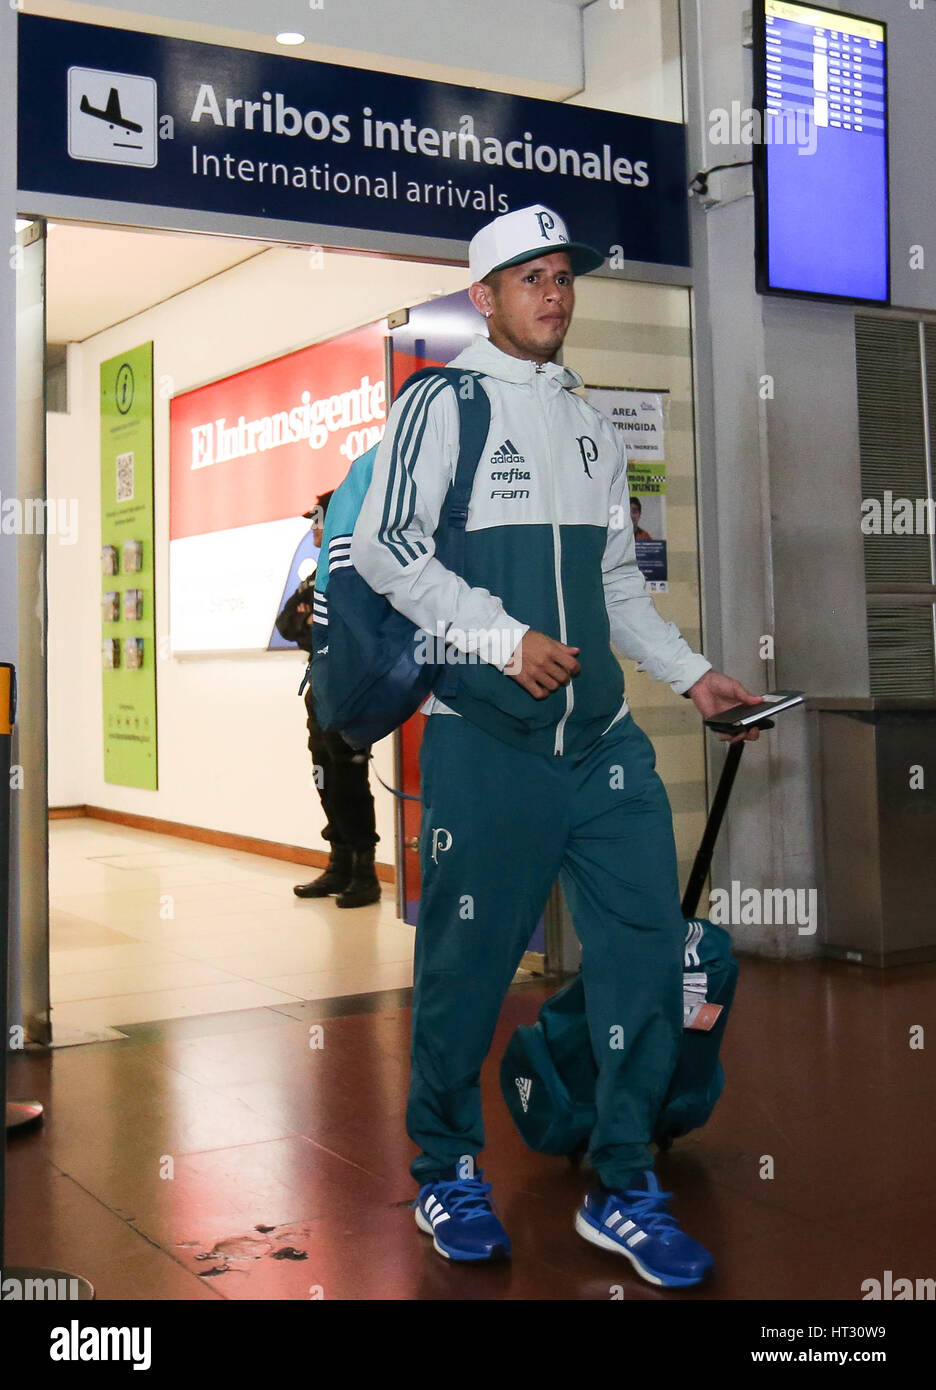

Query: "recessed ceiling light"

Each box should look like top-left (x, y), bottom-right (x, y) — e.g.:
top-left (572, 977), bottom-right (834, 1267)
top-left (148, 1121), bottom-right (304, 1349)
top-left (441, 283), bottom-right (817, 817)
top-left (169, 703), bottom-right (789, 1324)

top-left (275, 32), bottom-right (305, 45)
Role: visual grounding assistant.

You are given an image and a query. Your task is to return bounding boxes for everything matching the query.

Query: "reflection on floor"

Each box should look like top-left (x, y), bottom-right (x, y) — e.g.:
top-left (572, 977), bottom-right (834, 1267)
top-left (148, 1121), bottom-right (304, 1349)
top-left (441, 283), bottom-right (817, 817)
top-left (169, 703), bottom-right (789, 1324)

top-left (49, 818), bottom-right (413, 1031)
top-left (8, 953), bottom-right (936, 1300)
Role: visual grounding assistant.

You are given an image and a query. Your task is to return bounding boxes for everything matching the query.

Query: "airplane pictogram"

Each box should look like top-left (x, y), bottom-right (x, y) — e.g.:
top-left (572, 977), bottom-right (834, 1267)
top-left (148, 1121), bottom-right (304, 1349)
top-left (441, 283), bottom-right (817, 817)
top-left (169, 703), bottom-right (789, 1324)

top-left (79, 86), bottom-right (143, 138)
top-left (68, 67), bottom-right (158, 168)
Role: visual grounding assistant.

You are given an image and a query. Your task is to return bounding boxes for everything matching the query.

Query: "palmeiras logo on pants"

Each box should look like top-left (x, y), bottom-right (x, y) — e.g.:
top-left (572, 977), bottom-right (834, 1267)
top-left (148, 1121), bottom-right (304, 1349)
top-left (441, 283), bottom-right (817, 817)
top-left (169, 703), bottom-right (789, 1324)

top-left (430, 827), bottom-right (453, 864)
top-left (67, 67), bottom-right (158, 167)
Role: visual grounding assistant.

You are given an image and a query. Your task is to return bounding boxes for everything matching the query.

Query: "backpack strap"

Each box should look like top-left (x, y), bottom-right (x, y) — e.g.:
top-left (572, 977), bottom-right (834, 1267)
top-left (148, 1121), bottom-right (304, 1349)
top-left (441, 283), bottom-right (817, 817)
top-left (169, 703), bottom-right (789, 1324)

top-left (392, 366), bottom-right (490, 701)
top-left (432, 368), bottom-right (489, 563)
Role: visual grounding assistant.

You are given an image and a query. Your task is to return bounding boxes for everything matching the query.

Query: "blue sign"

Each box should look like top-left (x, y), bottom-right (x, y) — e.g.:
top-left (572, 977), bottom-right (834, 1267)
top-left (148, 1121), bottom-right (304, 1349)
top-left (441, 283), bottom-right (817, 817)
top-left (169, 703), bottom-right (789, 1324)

top-left (756, 2), bottom-right (888, 303)
top-left (18, 14), bottom-right (690, 269)
top-left (635, 539), bottom-right (667, 584)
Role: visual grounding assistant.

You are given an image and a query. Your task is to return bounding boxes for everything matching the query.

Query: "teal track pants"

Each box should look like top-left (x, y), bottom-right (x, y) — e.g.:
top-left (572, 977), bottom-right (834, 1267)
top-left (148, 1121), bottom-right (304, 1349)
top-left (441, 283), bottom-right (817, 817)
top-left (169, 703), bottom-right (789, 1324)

top-left (408, 711), bottom-right (686, 1191)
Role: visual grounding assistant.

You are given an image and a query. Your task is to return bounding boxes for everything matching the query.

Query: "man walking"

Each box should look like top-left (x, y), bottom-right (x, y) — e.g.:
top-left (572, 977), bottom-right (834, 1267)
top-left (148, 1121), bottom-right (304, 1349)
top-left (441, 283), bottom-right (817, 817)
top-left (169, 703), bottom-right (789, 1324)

top-left (352, 205), bottom-right (760, 1286)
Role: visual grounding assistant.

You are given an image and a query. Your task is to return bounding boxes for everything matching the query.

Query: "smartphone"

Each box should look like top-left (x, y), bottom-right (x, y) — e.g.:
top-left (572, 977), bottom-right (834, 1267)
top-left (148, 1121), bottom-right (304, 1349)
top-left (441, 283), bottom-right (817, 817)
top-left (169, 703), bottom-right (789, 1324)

top-left (704, 689), bottom-right (805, 732)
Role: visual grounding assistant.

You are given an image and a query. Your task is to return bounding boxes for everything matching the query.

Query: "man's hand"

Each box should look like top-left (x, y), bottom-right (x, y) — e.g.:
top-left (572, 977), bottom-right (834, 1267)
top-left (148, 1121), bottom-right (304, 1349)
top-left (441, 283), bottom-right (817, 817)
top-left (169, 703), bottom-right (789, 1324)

top-left (505, 630), bottom-right (581, 700)
top-left (688, 669), bottom-right (764, 742)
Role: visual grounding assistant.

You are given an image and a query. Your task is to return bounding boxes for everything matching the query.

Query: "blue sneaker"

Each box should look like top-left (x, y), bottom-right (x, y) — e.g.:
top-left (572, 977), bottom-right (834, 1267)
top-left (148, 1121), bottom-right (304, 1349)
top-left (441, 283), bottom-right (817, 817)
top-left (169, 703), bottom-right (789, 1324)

top-left (575, 1171), bottom-right (713, 1288)
top-left (414, 1157), bottom-right (511, 1262)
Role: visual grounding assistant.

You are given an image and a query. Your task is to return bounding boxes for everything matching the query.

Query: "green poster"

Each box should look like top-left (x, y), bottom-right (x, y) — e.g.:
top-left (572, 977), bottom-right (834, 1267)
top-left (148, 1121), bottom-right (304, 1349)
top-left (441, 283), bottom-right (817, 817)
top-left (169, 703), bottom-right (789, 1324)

top-left (100, 342), bottom-right (158, 788)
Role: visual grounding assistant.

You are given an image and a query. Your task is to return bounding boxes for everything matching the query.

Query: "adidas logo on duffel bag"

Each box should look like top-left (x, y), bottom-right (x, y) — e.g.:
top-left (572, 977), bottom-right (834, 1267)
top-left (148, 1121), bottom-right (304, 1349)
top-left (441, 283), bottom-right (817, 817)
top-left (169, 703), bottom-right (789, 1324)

top-left (515, 1076), bottom-right (532, 1113)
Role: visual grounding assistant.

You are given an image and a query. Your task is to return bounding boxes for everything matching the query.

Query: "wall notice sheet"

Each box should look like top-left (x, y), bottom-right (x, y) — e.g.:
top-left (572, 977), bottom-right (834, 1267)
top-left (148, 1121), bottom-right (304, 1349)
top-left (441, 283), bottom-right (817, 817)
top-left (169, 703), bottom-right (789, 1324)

top-left (587, 387), bottom-right (668, 592)
top-left (588, 387), bottom-right (666, 460)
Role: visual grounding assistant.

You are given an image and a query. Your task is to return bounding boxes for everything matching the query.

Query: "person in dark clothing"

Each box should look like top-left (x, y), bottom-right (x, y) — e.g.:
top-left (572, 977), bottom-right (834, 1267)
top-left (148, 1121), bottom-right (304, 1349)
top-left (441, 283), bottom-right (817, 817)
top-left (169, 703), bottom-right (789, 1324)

top-left (297, 683), bottom-right (381, 906)
top-left (281, 491), bottom-right (381, 909)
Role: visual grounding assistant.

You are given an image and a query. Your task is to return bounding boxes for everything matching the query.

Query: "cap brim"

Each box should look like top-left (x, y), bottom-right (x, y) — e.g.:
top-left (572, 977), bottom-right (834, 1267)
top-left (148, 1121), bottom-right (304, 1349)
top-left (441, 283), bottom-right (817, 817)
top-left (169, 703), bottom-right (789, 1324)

top-left (491, 241), bottom-right (605, 277)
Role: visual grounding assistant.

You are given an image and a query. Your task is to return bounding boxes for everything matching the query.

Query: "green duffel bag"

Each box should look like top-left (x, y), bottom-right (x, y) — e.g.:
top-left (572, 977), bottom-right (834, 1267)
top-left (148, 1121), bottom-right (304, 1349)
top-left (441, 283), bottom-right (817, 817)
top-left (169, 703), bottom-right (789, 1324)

top-left (500, 918), bottom-right (738, 1158)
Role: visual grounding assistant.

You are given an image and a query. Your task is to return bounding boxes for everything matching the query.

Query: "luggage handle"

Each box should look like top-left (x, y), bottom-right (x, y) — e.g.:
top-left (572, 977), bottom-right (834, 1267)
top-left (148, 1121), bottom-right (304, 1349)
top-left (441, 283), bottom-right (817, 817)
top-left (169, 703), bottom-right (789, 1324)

top-left (679, 726), bottom-right (769, 919)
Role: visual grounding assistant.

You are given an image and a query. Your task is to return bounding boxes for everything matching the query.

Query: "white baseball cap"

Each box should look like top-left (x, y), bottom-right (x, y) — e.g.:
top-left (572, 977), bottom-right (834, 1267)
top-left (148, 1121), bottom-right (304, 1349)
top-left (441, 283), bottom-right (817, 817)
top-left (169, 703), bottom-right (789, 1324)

top-left (468, 204), bottom-right (605, 284)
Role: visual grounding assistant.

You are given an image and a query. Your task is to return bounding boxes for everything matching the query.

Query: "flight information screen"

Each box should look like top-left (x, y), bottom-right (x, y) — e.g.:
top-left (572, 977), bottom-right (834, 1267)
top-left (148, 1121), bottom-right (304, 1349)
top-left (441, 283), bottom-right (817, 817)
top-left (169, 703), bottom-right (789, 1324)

top-left (756, 1), bottom-right (888, 303)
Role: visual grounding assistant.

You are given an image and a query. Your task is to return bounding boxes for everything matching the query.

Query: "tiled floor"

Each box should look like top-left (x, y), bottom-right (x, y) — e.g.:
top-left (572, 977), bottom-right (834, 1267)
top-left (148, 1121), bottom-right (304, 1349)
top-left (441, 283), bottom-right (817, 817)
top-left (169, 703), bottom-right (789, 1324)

top-left (7, 954), bottom-right (936, 1301)
top-left (21, 818), bottom-right (936, 1302)
top-left (49, 818), bottom-right (414, 1032)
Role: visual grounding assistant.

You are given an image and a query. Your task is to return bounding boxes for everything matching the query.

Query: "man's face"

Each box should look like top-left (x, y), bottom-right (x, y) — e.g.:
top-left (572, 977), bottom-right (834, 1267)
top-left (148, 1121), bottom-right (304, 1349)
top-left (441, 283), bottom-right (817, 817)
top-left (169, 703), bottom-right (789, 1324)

top-left (473, 251), bottom-right (575, 363)
top-left (312, 522), bottom-right (323, 548)
top-left (630, 500), bottom-right (641, 527)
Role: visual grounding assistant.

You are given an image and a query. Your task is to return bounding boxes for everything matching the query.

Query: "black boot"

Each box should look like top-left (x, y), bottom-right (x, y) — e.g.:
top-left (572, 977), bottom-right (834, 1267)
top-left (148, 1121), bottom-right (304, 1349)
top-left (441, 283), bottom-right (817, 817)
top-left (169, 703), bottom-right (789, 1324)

top-left (336, 848), bottom-right (382, 908)
top-left (294, 844), bottom-right (354, 898)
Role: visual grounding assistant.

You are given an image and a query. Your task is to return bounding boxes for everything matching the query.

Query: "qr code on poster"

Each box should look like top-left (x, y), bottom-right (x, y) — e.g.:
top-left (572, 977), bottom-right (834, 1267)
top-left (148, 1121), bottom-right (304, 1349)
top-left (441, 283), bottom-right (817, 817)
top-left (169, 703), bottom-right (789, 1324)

top-left (116, 451), bottom-right (134, 503)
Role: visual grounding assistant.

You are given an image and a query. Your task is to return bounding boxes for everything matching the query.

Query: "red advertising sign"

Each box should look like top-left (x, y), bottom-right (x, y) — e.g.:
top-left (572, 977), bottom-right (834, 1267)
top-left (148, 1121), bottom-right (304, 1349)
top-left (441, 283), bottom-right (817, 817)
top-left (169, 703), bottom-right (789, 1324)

top-left (169, 321), bottom-right (387, 540)
top-left (168, 320), bottom-right (387, 653)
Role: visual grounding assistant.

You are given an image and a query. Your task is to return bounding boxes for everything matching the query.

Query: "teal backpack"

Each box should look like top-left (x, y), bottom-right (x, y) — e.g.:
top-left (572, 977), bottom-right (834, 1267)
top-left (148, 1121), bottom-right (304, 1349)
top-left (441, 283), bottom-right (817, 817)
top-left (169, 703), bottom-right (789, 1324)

top-left (304, 367), bottom-right (490, 748)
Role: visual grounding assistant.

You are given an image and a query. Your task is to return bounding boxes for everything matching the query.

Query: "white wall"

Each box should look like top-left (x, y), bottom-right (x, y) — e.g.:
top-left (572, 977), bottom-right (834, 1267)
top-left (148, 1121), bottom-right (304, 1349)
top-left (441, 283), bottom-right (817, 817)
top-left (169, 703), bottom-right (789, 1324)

top-left (569, 0), bottom-right (683, 123)
top-left (29, 0), bottom-right (587, 100)
top-left (46, 243), bottom-right (466, 863)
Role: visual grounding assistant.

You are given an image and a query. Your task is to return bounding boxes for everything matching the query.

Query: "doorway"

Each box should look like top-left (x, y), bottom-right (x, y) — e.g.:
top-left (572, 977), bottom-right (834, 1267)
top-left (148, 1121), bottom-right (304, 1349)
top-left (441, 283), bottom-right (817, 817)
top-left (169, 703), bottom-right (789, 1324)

top-left (38, 218), bottom-right (466, 1036)
top-left (18, 213), bottom-right (705, 1039)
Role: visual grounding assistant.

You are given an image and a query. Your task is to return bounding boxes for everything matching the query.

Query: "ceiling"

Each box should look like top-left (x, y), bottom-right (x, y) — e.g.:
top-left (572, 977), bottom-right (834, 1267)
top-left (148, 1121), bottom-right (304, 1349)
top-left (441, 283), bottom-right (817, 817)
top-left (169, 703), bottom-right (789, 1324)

top-left (45, 222), bottom-right (276, 342)
top-left (25, 0), bottom-right (590, 98)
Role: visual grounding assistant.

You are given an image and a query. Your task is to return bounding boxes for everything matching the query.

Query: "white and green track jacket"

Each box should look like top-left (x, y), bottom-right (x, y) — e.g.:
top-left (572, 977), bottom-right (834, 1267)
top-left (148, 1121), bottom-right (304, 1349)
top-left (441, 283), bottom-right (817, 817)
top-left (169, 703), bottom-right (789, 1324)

top-left (351, 334), bottom-right (711, 758)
